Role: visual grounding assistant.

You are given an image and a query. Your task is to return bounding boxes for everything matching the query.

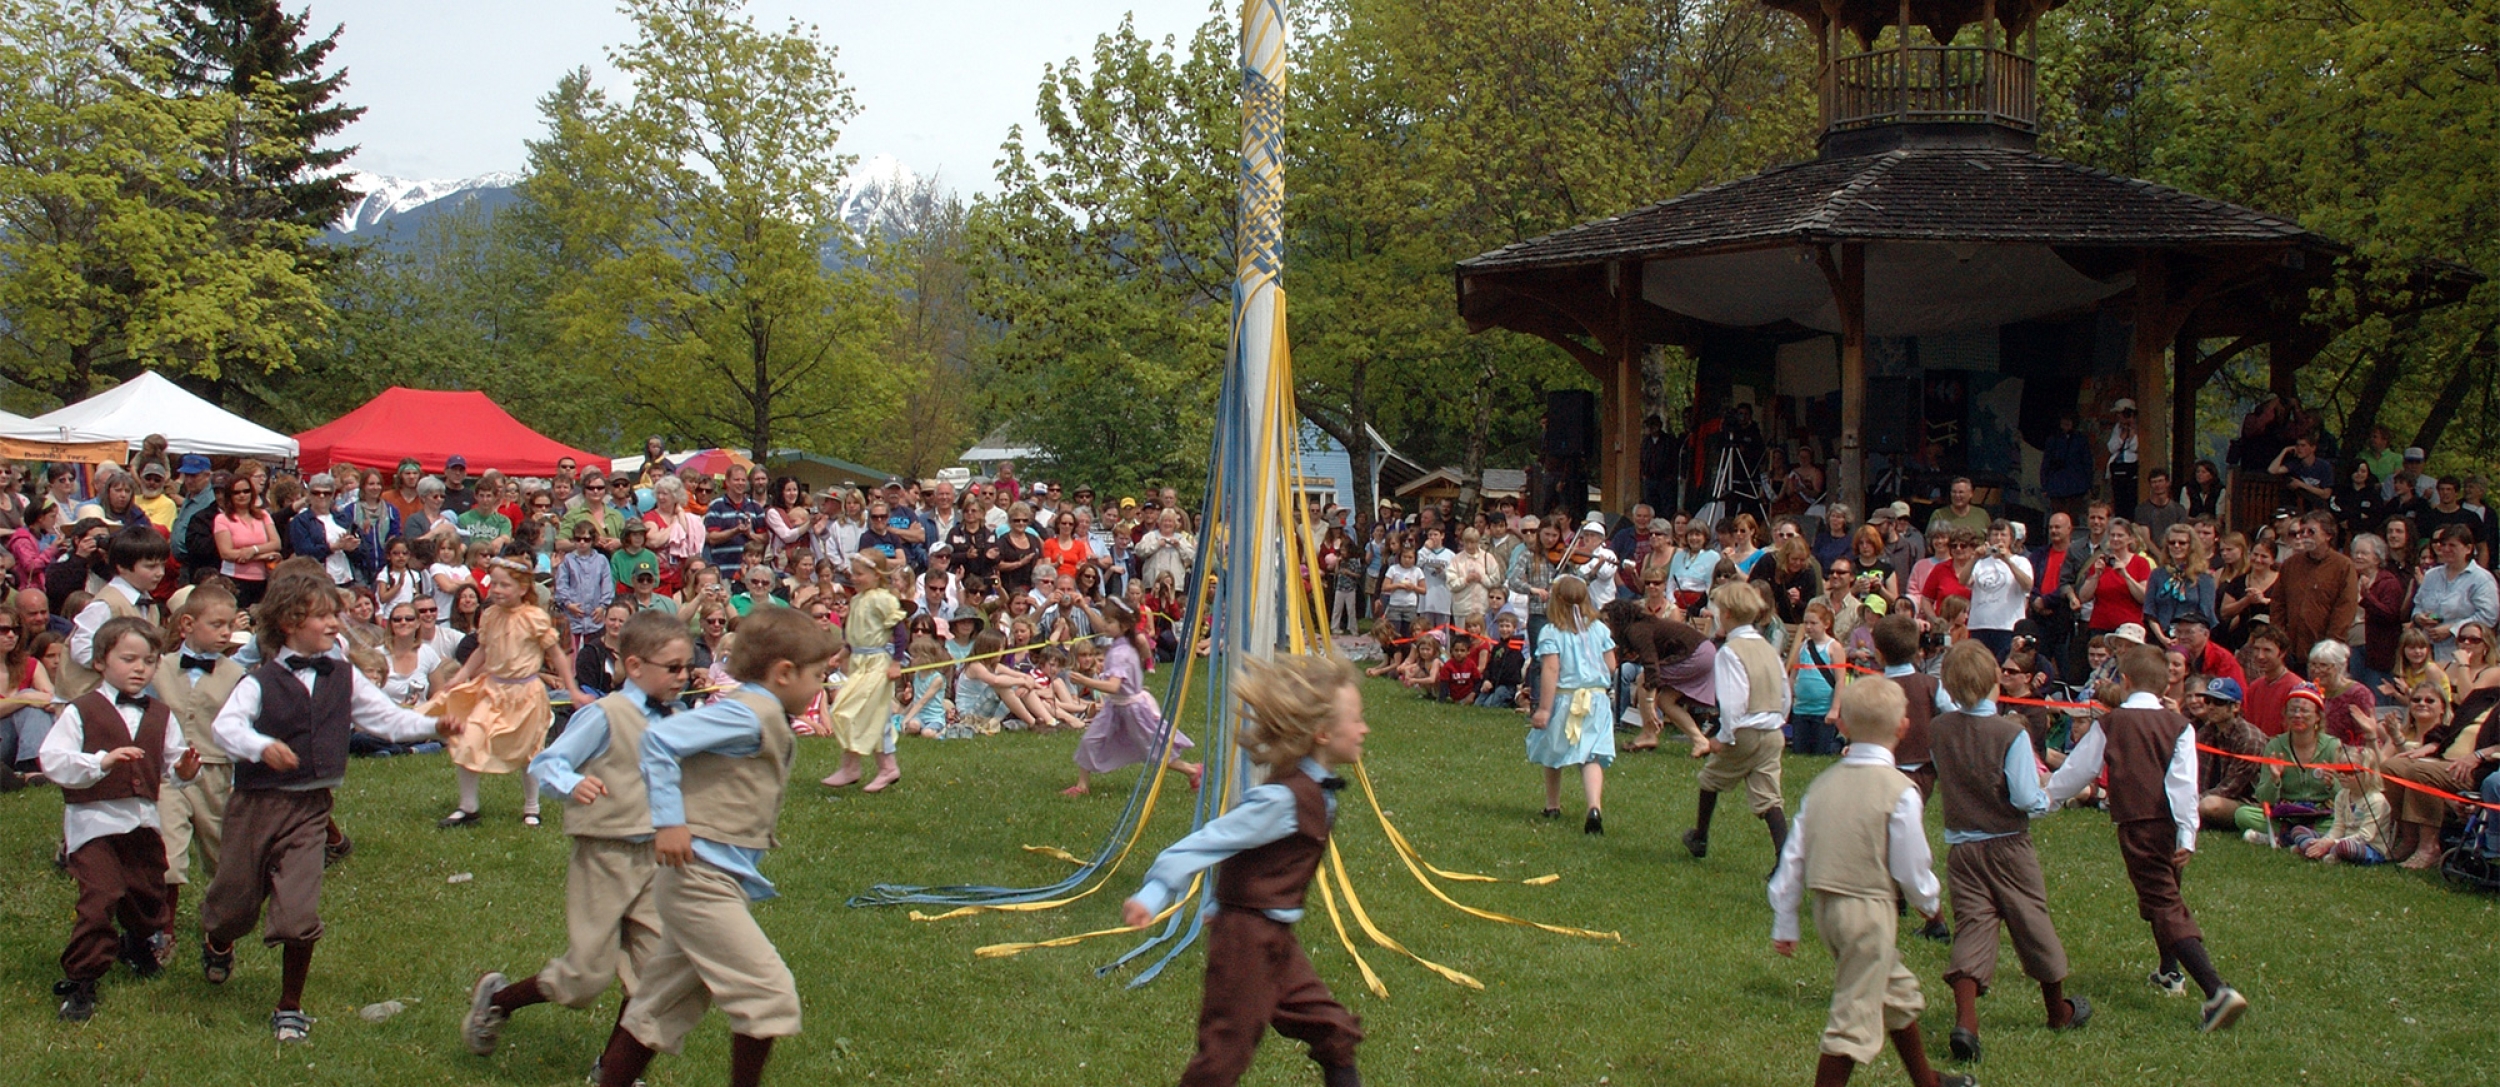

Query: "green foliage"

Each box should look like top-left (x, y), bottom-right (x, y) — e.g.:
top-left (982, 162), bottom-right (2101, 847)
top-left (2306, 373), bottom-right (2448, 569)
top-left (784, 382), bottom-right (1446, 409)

top-left (857, 176), bottom-right (990, 480)
top-left (966, 15), bottom-right (1237, 496)
top-left (523, 0), bottom-right (893, 462)
top-left (160, 0), bottom-right (368, 234)
top-left (0, 0), bottom-right (328, 400)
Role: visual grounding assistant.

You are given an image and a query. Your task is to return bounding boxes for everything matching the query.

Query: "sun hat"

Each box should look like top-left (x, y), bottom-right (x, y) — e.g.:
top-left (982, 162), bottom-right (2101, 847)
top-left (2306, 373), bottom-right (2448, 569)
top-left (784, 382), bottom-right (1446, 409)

top-left (2112, 622), bottom-right (2147, 645)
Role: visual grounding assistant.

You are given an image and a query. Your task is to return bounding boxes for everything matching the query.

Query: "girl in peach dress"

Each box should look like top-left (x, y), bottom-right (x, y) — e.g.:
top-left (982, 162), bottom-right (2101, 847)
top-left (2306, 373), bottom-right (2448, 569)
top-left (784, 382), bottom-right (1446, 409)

top-left (429, 558), bottom-right (590, 827)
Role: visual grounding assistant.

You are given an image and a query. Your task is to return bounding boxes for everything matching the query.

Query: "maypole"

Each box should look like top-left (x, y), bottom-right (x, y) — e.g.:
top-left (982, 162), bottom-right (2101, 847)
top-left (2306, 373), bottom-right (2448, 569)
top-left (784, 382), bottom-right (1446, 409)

top-left (849, 0), bottom-right (1616, 993)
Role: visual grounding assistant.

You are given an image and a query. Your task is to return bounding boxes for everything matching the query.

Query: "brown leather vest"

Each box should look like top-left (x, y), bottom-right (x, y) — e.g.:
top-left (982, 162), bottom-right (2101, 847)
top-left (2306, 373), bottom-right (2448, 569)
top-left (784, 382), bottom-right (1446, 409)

top-left (59, 691), bottom-right (170, 805)
top-left (1930, 709), bottom-right (2031, 837)
top-left (1214, 770), bottom-right (1333, 913)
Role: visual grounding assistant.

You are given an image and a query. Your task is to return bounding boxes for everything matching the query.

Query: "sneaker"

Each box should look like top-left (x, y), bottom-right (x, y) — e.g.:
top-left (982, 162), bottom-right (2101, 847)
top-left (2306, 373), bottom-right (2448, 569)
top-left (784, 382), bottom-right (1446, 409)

top-left (1917, 918), bottom-right (1952, 943)
top-left (463, 972), bottom-right (510, 1055)
top-left (1583, 809), bottom-right (1603, 835)
top-left (1937, 1074), bottom-right (1978, 1087)
top-left (271, 1008), bottom-right (313, 1043)
top-left (202, 939), bottom-right (234, 985)
top-left (2053, 995), bottom-right (2093, 1031)
top-left (2242, 829), bottom-right (2272, 847)
top-left (587, 1062), bottom-right (649, 1087)
top-left (1948, 1025), bottom-right (1981, 1063)
top-left (1681, 827), bottom-right (1709, 858)
top-left (2199, 986), bottom-right (2249, 1033)
top-left (325, 833), bottom-right (354, 867)
top-left (118, 930), bottom-right (166, 978)
top-left (54, 978), bottom-right (97, 1021)
top-left (2147, 969), bottom-right (2186, 997)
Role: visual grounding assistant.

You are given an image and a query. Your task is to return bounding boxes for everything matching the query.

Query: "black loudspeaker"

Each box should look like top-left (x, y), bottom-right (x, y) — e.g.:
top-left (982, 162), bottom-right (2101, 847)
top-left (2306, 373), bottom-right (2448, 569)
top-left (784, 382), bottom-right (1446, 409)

top-left (1545, 389), bottom-right (1597, 459)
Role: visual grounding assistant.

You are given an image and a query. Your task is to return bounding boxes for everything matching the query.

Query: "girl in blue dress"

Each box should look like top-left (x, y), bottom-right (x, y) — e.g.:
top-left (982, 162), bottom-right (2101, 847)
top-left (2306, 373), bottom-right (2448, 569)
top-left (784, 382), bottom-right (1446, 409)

top-left (1529, 574), bottom-right (1618, 834)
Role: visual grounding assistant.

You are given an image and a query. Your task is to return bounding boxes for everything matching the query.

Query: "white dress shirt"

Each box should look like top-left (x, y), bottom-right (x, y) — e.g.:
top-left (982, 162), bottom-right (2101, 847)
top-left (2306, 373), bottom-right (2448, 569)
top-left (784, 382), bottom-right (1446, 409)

top-left (40, 694), bottom-right (192, 852)
top-left (1767, 743), bottom-right (1940, 943)
top-left (2046, 691), bottom-right (2201, 852)
top-left (69, 576), bottom-right (156, 668)
top-left (1711, 625), bottom-right (1789, 740)
top-left (210, 649), bottom-right (443, 789)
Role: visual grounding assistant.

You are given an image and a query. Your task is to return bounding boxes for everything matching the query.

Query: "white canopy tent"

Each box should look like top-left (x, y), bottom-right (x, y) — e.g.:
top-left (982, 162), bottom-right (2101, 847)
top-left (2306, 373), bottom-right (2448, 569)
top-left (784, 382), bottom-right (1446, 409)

top-left (29, 371), bottom-right (298, 459)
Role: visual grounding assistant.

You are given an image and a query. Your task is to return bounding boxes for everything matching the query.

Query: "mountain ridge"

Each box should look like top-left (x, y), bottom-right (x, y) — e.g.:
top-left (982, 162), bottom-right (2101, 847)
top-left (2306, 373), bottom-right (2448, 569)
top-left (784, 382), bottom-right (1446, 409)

top-left (327, 153), bottom-right (926, 244)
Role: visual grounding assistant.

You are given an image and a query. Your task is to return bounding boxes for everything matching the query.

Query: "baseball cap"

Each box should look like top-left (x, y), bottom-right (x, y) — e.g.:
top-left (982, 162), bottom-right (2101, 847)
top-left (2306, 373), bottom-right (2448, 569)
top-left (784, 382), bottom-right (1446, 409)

top-left (1578, 516), bottom-right (1606, 536)
top-left (1868, 507), bottom-right (1897, 524)
top-left (2113, 622), bottom-right (2147, 645)
top-left (138, 461), bottom-right (169, 480)
top-left (2170, 611), bottom-right (2210, 630)
top-left (623, 520), bottom-right (648, 536)
top-left (2404, 447), bottom-right (2427, 462)
top-left (2113, 398), bottom-right (2137, 413)
top-left (1887, 501), bottom-right (1912, 519)
top-left (446, 455), bottom-right (467, 470)
top-left (1120, 496), bottom-right (1138, 509)
top-left (630, 560), bottom-right (658, 581)
top-left (177, 454), bottom-right (211, 475)
top-left (2200, 676), bottom-right (2243, 703)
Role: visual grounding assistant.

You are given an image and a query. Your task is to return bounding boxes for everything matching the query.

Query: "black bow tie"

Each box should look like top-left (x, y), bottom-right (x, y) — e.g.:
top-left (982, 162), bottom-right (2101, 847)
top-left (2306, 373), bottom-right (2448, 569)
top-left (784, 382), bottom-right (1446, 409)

top-left (644, 696), bottom-right (675, 718)
top-left (115, 691), bottom-right (149, 708)
top-left (1318, 777), bottom-right (1347, 792)
top-left (181, 654), bottom-right (223, 673)
top-left (284, 655), bottom-right (336, 676)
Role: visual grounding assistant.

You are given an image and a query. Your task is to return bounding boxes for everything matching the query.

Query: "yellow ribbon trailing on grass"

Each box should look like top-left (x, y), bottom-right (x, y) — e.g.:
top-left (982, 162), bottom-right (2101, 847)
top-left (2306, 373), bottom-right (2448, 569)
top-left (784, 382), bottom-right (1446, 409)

top-left (1350, 760), bottom-right (1619, 941)
top-left (973, 875), bottom-right (1202, 959)
top-left (1326, 840), bottom-right (1484, 990)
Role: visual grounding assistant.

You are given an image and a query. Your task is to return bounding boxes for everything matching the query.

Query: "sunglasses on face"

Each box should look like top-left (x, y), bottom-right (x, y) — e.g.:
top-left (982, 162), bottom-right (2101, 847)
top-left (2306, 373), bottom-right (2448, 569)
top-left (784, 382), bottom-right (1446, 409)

top-left (2460, 636), bottom-right (2485, 645)
top-left (2412, 695), bottom-right (2444, 704)
top-left (389, 615), bottom-right (417, 624)
top-left (652, 661), bottom-right (691, 674)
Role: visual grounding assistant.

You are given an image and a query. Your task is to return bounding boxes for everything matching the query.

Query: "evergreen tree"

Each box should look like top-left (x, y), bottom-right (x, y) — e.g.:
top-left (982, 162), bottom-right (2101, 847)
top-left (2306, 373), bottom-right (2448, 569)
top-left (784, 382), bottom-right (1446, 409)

top-left (160, 0), bottom-right (365, 231)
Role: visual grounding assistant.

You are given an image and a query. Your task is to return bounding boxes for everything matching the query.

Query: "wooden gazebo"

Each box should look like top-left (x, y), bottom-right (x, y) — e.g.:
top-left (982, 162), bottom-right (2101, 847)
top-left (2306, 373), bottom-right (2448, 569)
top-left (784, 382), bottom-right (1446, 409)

top-left (1456, 0), bottom-right (2361, 516)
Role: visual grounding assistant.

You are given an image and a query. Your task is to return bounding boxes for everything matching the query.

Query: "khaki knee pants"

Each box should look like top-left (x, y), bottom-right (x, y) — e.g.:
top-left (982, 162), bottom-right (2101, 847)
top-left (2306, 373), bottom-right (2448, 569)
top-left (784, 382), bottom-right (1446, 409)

top-left (159, 762), bottom-right (232, 886)
top-left (621, 859), bottom-right (800, 1052)
top-left (1697, 727), bottom-right (1786, 814)
top-left (1815, 893), bottom-right (1925, 1063)
top-left (537, 837), bottom-right (664, 1008)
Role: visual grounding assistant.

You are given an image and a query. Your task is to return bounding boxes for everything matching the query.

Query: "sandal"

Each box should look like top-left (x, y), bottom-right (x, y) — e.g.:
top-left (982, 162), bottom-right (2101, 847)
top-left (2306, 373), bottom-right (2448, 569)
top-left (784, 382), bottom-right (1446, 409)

top-left (521, 813), bottom-right (543, 828)
top-left (271, 1008), bottom-right (313, 1043)
top-left (201, 939), bottom-right (234, 985)
top-left (437, 809), bottom-right (482, 829)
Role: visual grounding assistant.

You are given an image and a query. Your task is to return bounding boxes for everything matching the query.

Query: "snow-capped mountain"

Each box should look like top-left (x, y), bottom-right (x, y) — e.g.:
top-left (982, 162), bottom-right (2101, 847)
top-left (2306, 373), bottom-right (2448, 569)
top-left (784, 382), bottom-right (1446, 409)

top-left (329, 156), bottom-right (929, 243)
top-left (333, 171), bottom-right (526, 235)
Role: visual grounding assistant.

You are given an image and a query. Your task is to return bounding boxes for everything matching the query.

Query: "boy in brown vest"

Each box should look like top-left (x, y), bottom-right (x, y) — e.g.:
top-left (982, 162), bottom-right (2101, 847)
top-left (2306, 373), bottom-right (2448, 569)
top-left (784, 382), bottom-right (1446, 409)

top-left (61, 527), bottom-right (170, 700)
top-left (200, 572), bottom-right (459, 1042)
top-left (1121, 654), bottom-right (1370, 1087)
top-left (40, 616), bottom-right (200, 1020)
top-left (152, 584), bottom-right (245, 916)
top-left (1769, 679), bottom-right (1971, 1087)
top-left (464, 611), bottom-right (692, 1068)
top-left (1873, 613), bottom-right (1951, 942)
top-left (1686, 582), bottom-right (1793, 866)
top-left (1927, 642), bottom-right (2087, 1065)
top-left (2046, 644), bottom-right (2250, 1032)
top-left (594, 605), bottom-right (837, 1087)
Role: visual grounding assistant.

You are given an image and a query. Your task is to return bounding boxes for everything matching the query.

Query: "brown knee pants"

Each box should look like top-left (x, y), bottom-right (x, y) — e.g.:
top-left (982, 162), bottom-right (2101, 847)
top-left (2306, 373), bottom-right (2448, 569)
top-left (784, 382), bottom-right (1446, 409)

top-left (63, 829), bottom-right (172, 981)
top-left (1178, 910), bottom-right (1364, 1087)
top-left (200, 788), bottom-right (333, 949)
top-left (2116, 818), bottom-right (2200, 950)
top-left (1943, 834), bottom-right (2069, 991)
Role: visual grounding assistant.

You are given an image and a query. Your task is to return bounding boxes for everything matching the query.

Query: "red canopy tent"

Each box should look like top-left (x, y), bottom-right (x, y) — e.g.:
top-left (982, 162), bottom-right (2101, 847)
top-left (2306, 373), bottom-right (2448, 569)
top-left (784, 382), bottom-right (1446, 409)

top-left (293, 387), bottom-right (609, 476)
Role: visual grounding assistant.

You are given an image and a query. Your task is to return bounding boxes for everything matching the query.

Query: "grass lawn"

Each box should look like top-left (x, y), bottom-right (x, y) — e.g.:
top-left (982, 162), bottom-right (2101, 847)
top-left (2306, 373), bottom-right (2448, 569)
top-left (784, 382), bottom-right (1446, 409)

top-left (2, 677), bottom-right (2492, 1085)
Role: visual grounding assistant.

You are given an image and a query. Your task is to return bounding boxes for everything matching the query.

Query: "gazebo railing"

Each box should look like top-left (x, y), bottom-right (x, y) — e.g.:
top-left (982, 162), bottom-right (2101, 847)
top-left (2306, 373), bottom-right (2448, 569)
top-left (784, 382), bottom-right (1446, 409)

top-left (1822, 45), bottom-right (2036, 132)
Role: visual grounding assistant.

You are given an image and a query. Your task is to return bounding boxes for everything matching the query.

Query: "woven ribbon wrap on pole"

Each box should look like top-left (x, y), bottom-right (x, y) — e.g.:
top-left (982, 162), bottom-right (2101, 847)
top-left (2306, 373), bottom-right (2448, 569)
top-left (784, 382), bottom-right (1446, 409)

top-left (846, 0), bottom-right (1617, 994)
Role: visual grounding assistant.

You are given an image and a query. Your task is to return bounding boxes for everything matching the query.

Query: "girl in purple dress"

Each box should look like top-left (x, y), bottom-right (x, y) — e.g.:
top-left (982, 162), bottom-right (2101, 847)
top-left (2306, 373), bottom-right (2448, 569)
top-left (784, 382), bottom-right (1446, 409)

top-left (1063, 599), bottom-right (1202, 796)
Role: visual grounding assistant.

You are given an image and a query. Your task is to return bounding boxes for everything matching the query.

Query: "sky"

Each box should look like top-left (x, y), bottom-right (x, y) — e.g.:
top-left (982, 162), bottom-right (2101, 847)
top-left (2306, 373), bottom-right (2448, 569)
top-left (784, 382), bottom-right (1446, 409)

top-left (314, 0), bottom-right (1223, 193)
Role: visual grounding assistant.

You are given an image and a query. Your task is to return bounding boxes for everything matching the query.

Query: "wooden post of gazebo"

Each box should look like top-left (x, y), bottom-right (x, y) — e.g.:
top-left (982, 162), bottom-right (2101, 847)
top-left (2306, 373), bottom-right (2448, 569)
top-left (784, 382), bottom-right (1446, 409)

top-left (1605, 259), bottom-right (1642, 510)
top-left (2129, 252), bottom-right (2172, 511)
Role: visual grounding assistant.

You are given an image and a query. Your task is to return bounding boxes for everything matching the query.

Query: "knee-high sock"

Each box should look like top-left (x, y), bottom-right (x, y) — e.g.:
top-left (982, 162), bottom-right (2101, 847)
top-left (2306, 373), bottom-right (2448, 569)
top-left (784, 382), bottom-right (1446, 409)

top-left (278, 941), bottom-right (315, 1011)
top-left (1952, 977), bottom-right (1982, 1032)
top-left (1762, 807), bottom-right (1789, 854)
top-left (458, 769), bottom-right (481, 813)
top-left (729, 1034), bottom-right (775, 1087)
top-left (1322, 1063), bottom-right (1362, 1087)
top-left (491, 975), bottom-right (547, 1013)
top-left (1889, 1024), bottom-right (1941, 1087)
top-left (1814, 1052), bottom-right (1856, 1087)
top-left (1693, 789), bottom-right (1719, 837)
top-left (2169, 937), bottom-right (2223, 999)
top-left (598, 1024), bottom-right (656, 1087)
top-left (521, 772), bottom-right (541, 816)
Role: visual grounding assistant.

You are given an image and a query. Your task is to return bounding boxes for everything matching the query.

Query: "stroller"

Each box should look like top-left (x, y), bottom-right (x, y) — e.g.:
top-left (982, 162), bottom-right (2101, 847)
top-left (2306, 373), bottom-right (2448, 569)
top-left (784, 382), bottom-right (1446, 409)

top-left (2440, 804), bottom-right (2500, 893)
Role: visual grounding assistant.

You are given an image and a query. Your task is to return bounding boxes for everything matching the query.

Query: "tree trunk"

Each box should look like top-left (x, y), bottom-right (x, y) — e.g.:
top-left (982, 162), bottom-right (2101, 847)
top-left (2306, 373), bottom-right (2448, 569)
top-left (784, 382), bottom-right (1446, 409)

top-left (1458, 343), bottom-right (1495, 523)
top-left (2412, 329), bottom-right (2494, 459)
top-left (2341, 313), bottom-right (2418, 448)
top-left (749, 312), bottom-right (773, 463)
top-left (1299, 360), bottom-right (1374, 534)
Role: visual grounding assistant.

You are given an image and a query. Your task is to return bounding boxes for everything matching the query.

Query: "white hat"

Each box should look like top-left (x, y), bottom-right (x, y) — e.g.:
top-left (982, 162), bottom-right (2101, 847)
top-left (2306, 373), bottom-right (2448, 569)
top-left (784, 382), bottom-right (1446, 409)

top-left (2113, 398), bottom-right (2137, 413)
top-left (2113, 622), bottom-right (2147, 646)
top-left (1887, 501), bottom-right (1912, 519)
top-left (1578, 516), bottom-right (1606, 536)
top-left (2404, 446), bottom-right (2427, 461)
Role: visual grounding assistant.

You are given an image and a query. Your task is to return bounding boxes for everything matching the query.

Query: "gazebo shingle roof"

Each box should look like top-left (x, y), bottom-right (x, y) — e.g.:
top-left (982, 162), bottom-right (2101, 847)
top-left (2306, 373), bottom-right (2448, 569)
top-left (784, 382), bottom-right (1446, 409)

top-left (1458, 147), bottom-right (2337, 273)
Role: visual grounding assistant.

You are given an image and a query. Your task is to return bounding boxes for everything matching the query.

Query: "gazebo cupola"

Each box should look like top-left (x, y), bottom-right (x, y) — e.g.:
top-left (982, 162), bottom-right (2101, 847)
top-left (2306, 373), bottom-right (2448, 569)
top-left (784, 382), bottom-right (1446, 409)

top-left (1779, 0), bottom-right (2053, 156)
top-left (1456, 0), bottom-right (2370, 524)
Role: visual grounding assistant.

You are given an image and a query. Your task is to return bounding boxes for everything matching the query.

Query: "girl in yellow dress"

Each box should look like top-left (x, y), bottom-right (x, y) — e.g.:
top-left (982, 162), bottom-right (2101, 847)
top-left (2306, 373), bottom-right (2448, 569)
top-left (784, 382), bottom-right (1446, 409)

top-left (431, 557), bottom-right (592, 827)
top-left (822, 551), bottom-right (905, 792)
